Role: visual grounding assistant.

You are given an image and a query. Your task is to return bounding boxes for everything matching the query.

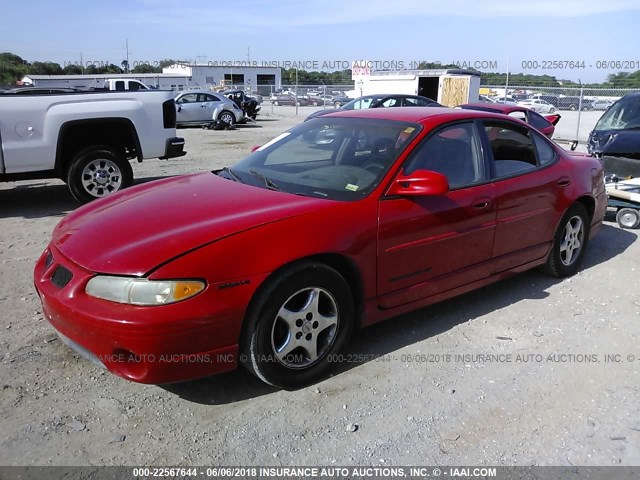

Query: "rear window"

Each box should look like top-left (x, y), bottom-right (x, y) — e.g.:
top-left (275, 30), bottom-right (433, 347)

top-left (595, 95), bottom-right (640, 131)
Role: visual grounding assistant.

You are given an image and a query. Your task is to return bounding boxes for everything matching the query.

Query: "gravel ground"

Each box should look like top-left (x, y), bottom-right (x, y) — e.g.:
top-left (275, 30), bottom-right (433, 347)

top-left (1, 107), bottom-right (639, 467)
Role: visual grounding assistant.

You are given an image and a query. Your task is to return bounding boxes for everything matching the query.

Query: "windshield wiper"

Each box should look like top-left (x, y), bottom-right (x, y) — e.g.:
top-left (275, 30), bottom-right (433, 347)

top-left (219, 166), bottom-right (242, 182)
top-left (249, 169), bottom-right (281, 191)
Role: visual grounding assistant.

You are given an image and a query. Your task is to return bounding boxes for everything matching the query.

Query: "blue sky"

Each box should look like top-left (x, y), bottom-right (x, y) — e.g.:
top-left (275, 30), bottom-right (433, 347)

top-left (2, 0), bottom-right (640, 83)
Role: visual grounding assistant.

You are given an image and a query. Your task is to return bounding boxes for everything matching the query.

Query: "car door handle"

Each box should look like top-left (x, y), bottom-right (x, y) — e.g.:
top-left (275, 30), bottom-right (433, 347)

top-left (472, 198), bottom-right (492, 210)
top-left (557, 177), bottom-right (571, 187)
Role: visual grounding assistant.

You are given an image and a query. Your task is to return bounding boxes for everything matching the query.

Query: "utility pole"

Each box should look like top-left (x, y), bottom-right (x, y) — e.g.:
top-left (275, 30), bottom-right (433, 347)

top-left (124, 38), bottom-right (131, 73)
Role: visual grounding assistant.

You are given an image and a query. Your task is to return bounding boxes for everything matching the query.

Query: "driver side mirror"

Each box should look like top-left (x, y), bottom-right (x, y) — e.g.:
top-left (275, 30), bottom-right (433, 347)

top-left (387, 170), bottom-right (449, 197)
top-left (177, 105), bottom-right (182, 112)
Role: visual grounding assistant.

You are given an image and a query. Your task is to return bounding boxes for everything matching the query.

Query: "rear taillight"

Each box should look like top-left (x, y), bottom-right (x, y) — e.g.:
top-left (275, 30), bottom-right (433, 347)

top-left (163, 99), bottom-right (177, 128)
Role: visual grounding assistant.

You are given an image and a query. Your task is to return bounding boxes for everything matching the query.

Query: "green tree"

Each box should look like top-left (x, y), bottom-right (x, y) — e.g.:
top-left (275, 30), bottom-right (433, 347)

top-left (131, 63), bottom-right (161, 74)
top-left (63, 63), bottom-right (83, 75)
top-left (29, 61), bottom-right (63, 75)
top-left (0, 52), bottom-right (29, 84)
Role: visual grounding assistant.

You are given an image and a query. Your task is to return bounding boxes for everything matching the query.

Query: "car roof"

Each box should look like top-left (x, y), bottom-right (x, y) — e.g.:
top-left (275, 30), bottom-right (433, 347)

top-left (460, 103), bottom-right (528, 114)
top-left (316, 106), bottom-right (526, 124)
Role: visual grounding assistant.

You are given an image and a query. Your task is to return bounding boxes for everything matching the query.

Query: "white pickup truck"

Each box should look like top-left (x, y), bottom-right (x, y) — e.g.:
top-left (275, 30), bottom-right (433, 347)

top-left (0, 89), bottom-right (185, 203)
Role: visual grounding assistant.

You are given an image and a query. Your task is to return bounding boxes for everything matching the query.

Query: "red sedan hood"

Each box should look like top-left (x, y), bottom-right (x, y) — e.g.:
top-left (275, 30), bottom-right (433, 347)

top-left (54, 173), bottom-right (327, 275)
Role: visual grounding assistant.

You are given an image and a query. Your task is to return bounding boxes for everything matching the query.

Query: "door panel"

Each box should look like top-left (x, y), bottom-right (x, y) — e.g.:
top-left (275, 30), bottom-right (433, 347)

top-left (378, 185), bottom-right (497, 308)
top-left (176, 93), bottom-right (201, 123)
top-left (377, 121), bottom-right (496, 309)
top-left (482, 122), bottom-right (563, 271)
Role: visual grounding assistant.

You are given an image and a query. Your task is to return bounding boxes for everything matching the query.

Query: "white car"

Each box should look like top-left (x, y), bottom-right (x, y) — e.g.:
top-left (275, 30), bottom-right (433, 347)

top-left (492, 96), bottom-right (519, 105)
top-left (175, 91), bottom-right (244, 126)
top-left (517, 98), bottom-right (556, 114)
top-left (591, 99), bottom-right (615, 111)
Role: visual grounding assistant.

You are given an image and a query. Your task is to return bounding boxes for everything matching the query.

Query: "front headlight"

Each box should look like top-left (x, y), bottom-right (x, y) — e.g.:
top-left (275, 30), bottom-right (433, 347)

top-left (86, 276), bottom-right (205, 306)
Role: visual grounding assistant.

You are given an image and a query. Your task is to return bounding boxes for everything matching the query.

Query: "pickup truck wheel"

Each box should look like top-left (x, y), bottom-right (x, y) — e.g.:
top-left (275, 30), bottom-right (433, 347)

top-left (569, 104), bottom-right (577, 111)
top-left (67, 146), bottom-right (133, 204)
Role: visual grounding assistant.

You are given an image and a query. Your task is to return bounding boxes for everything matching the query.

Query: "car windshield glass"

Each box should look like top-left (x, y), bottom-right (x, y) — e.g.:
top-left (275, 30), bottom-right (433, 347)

top-left (595, 96), bottom-right (640, 131)
top-left (227, 118), bottom-right (422, 201)
top-left (341, 96), bottom-right (385, 110)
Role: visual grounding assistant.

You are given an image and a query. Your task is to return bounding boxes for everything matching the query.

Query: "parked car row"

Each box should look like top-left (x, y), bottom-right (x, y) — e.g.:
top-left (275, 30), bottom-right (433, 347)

top-left (269, 92), bottom-right (350, 107)
top-left (305, 94), bottom-right (443, 121)
top-left (481, 92), bottom-right (619, 112)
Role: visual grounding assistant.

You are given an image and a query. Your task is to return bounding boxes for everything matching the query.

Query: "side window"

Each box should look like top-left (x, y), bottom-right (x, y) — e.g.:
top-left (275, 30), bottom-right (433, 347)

top-left (403, 123), bottom-right (483, 189)
top-left (177, 94), bottom-right (198, 104)
top-left (528, 111), bottom-right (552, 131)
top-left (115, 81), bottom-right (125, 91)
top-left (484, 123), bottom-right (537, 177)
top-left (129, 81), bottom-right (140, 91)
top-left (380, 97), bottom-right (401, 107)
top-left (201, 94), bottom-right (220, 102)
top-left (508, 111), bottom-right (527, 122)
top-left (403, 97), bottom-right (421, 106)
top-left (532, 132), bottom-right (557, 166)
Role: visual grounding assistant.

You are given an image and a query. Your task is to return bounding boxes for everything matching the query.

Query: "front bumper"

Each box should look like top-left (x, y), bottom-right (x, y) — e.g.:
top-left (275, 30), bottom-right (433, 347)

top-left (33, 245), bottom-right (243, 384)
top-left (160, 137), bottom-right (186, 160)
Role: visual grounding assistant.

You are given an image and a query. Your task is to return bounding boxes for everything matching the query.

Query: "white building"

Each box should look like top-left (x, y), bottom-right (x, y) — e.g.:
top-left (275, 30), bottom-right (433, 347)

top-left (21, 64), bottom-right (282, 93)
top-left (162, 64), bottom-right (282, 94)
top-left (20, 73), bottom-right (192, 90)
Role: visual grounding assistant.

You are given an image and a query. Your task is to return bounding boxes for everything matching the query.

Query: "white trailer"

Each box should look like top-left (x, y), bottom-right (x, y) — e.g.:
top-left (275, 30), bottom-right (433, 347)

top-left (359, 69), bottom-right (481, 107)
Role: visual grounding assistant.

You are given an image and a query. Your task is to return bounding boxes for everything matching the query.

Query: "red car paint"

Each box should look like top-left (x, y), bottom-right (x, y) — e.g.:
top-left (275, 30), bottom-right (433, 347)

top-left (459, 102), bottom-right (559, 138)
top-left (34, 107), bottom-right (606, 384)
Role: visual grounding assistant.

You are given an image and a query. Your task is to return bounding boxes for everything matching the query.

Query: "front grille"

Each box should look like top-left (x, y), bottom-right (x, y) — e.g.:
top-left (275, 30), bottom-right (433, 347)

top-left (45, 251), bottom-right (54, 268)
top-left (51, 265), bottom-right (73, 288)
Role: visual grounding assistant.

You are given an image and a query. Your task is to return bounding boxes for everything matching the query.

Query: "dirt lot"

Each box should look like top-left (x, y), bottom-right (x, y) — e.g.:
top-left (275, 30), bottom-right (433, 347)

top-left (1, 107), bottom-right (639, 467)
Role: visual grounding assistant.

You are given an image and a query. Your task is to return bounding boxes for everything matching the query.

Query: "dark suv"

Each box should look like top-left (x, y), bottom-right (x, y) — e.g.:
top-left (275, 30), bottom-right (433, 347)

top-left (588, 92), bottom-right (640, 177)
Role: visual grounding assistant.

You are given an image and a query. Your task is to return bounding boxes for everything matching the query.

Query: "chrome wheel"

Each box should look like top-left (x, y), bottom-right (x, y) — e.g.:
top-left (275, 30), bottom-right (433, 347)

top-left (271, 287), bottom-right (339, 369)
top-left (219, 111), bottom-right (235, 125)
top-left (81, 158), bottom-right (124, 198)
top-left (559, 215), bottom-right (584, 266)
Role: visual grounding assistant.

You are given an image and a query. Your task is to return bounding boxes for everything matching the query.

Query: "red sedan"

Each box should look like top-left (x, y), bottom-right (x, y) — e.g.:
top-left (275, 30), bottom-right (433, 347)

top-left (458, 102), bottom-right (561, 138)
top-left (34, 107), bottom-right (606, 388)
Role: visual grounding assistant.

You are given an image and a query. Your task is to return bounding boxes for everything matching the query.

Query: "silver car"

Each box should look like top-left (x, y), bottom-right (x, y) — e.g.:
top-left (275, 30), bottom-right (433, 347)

top-left (175, 91), bottom-right (244, 126)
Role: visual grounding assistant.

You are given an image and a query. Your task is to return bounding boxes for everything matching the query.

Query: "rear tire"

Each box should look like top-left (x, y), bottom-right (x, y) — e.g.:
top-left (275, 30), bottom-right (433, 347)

top-left (241, 262), bottom-right (354, 389)
top-left (67, 146), bottom-right (133, 204)
top-left (218, 110), bottom-right (235, 125)
top-left (616, 208), bottom-right (640, 229)
top-left (541, 203), bottom-right (590, 277)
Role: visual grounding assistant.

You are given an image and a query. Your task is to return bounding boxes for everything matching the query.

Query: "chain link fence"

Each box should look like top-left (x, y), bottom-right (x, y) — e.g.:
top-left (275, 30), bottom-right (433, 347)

top-left (483, 85), bottom-right (637, 144)
top-left (227, 81), bottom-right (637, 146)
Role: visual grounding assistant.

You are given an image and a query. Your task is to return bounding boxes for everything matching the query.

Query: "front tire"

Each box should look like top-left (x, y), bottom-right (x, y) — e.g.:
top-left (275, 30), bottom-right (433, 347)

top-left (241, 262), bottom-right (354, 389)
top-left (67, 146), bottom-right (133, 204)
top-left (541, 203), bottom-right (590, 277)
